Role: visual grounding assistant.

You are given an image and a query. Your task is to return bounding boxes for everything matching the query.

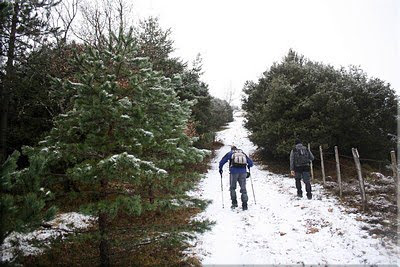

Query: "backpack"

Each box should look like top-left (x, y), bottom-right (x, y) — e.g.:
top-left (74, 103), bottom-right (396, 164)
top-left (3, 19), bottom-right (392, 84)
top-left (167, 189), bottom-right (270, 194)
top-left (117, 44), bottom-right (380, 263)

top-left (293, 147), bottom-right (310, 167)
top-left (230, 149), bottom-right (247, 167)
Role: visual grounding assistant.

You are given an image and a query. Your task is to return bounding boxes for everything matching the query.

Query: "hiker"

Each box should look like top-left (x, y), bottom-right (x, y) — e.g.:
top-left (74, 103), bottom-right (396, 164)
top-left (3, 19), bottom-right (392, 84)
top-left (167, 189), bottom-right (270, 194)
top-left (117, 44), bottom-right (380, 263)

top-left (219, 145), bottom-right (254, 210)
top-left (290, 139), bottom-right (315, 199)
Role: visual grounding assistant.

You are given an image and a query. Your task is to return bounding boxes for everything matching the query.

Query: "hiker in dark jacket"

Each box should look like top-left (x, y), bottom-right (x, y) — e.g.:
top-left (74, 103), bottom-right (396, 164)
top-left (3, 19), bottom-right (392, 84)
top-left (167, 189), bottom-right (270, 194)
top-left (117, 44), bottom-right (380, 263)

top-left (290, 139), bottom-right (314, 199)
top-left (219, 145), bottom-right (254, 210)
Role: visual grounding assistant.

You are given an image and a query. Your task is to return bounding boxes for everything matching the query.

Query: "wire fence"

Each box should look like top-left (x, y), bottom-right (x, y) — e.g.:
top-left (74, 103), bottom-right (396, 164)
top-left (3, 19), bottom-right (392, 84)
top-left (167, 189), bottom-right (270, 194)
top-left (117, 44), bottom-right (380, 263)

top-left (313, 150), bottom-right (391, 174)
top-left (323, 151), bottom-right (389, 163)
top-left (308, 144), bottom-right (398, 211)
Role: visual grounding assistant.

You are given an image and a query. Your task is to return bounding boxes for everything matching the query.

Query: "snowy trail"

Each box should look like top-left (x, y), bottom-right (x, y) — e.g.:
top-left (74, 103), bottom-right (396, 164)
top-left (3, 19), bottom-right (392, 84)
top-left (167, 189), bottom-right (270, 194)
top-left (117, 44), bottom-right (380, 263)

top-left (189, 112), bottom-right (399, 265)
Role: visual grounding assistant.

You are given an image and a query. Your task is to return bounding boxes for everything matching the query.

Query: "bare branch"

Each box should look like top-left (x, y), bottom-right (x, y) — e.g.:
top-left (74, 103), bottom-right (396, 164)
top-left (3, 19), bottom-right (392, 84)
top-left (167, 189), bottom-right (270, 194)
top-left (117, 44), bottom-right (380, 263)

top-left (73, 0), bottom-right (133, 48)
top-left (53, 0), bottom-right (81, 43)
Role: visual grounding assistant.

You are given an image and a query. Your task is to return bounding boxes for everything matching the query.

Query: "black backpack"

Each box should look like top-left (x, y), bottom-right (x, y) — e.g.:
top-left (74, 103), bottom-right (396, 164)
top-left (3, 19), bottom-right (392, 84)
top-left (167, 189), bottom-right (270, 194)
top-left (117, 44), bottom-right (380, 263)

top-left (293, 147), bottom-right (310, 167)
top-left (230, 149), bottom-right (247, 167)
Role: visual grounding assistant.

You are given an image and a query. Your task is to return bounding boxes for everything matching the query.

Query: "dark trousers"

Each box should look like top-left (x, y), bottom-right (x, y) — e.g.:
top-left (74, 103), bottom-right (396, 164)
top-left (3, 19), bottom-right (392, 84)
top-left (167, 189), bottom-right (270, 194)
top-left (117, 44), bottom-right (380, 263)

top-left (229, 173), bottom-right (248, 204)
top-left (295, 171), bottom-right (312, 197)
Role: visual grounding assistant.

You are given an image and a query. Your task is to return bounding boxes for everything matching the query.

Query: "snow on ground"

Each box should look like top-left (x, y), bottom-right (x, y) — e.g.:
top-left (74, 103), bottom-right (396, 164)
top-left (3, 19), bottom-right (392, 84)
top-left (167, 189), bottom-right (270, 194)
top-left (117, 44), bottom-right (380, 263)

top-left (188, 111), bottom-right (399, 265)
top-left (0, 212), bottom-right (95, 263)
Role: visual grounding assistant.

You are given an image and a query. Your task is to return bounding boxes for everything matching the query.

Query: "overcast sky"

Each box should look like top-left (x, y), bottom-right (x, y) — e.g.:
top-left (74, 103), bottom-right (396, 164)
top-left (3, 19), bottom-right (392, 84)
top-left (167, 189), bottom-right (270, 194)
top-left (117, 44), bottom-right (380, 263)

top-left (130, 0), bottom-right (399, 105)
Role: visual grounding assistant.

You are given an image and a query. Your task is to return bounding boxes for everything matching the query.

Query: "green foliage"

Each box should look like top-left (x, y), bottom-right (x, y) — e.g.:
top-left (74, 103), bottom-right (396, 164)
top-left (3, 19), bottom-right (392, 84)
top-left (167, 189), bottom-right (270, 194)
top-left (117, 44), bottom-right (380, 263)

top-left (134, 18), bottom-right (232, 141)
top-left (0, 150), bottom-right (56, 245)
top-left (8, 44), bottom-right (81, 158)
top-left (1, 0), bottom-right (61, 162)
top-left (174, 55), bottom-right (227, 138)
top-left (209, 98), bottom-right (234, 129)
top-left (36, 30), bottom-right (208, 218)
top-left (6, 14), bottom-right (232, 160)
top-left (0, 0), bottom-right (60, 69)
top-left (243, 49), bottom-right (398, 159)
top-left (0, 4), bottom-right (223, 264)
top-left (0, 1), bottom-right (12, 35)
top-left (134, 16), bottom-right (183, 77)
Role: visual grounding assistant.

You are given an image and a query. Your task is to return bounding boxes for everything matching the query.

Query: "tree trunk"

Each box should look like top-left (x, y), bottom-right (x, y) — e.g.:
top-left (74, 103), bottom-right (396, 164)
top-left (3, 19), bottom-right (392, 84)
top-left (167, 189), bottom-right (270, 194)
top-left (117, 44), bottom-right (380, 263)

top-left (0, 1), bottom-right (19, 163)
top-left (99, 211), bottom-right (110, 267)
top-left (98, 179), bottom-right (110, 267)
top-left (148, 183), bottom-right (154, 204)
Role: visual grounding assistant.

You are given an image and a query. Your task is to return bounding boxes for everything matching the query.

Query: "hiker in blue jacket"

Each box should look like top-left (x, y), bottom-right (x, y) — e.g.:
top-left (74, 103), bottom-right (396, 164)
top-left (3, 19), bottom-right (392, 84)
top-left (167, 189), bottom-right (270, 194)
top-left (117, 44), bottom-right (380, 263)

top-left (219, 145), bottom-right (254, 210)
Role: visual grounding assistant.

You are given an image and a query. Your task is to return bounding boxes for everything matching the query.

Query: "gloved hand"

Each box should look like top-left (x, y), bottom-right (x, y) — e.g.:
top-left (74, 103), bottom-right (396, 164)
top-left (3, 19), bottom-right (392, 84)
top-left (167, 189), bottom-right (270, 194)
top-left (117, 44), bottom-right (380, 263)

top-left (219, 169), bottom-right (223, 175)
top-left (246, 172), bottom-right (250, 178)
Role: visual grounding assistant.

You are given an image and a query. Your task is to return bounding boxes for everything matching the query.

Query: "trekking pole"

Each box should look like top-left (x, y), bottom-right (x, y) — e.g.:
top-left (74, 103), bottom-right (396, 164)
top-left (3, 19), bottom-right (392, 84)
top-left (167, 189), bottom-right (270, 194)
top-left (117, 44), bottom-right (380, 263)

top-left (220, 173), bottom-right (225, 208)
top-left (249, 170), bottom-right (257, 204)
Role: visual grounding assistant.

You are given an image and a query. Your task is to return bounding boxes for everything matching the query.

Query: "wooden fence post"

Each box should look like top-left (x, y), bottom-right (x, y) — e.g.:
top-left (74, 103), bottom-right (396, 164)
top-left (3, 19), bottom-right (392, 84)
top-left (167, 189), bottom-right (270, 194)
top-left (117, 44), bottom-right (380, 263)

top-left (319, 145), bottom-right (326, 186)
top-left (334, 146), bottom-right (342, 198)
top-left (352, 148), bottom-right (367, 211)
top-left (390, 150), bottom-right (399, 201)
top-left (390, 150), bottom-right (398, 181)
top-left (308, 143), bottom-right (314, 181)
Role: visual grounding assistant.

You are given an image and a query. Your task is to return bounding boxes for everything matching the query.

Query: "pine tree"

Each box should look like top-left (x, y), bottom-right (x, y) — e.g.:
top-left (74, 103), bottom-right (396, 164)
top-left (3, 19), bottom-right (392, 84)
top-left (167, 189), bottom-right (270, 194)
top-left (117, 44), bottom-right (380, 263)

top-left (36, 30), bottom-right (207, 266)
top-left (0, 0), bottom-right (59, 162)
top-left (176, 56), bottom-right (213, 139)
top-left (0, 149), bottom-right (56, 245)
top-left (134, 16), bottom-right (181, 77)
top-left (134, 19), bottom-right (215, 142)
top-left (7, 43), bottom-right (83, 160)
top-left (209, 98), bottom-right (234, 129)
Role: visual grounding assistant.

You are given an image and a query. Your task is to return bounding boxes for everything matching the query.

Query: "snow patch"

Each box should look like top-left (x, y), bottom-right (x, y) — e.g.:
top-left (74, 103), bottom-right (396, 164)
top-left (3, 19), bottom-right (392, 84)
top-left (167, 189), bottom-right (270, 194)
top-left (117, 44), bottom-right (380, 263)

top-left (118, 97), bottom-right (132, 108)
top-left (101, 90), bottom-right (113, 98)
top-left (139, 129), bottom-right (154, 138)
top-left (0, 212), bottom-right (95, 263)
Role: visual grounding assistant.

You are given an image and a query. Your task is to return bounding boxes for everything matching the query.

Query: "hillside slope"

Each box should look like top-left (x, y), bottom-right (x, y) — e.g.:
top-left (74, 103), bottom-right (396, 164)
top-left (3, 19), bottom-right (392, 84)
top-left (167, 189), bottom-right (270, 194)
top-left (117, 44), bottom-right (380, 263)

top-left (188, 111), bottom-right (399, 265)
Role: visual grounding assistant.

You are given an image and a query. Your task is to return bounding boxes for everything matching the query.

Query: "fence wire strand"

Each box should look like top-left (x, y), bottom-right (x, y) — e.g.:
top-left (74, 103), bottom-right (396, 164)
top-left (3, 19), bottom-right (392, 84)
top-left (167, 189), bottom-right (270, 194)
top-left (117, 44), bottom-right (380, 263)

top-left (322, 151), bottom-right (389, 164)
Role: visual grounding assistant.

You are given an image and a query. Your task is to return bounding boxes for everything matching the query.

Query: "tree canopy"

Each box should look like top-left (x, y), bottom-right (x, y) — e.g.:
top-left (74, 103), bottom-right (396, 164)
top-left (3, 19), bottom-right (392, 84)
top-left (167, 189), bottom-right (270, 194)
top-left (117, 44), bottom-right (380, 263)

top-left (242, 49), bottom-right (398, 159)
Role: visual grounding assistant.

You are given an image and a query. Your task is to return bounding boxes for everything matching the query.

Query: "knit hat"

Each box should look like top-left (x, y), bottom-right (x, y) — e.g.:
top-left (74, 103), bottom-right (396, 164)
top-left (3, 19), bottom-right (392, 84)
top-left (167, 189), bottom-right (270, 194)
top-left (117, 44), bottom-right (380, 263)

top-left (295, 139), bottom-right (301, 145)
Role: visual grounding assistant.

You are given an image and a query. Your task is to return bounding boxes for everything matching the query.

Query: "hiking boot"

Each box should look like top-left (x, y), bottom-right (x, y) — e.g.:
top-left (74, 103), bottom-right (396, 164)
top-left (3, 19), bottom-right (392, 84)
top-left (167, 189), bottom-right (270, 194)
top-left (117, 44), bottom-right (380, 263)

top-left (307, 194), bottom-right (312, 200)
top-left (297, 193), bottom-right (303, 198)
top-left (242, 203), bottom-right (248, 211)
top-left (231, 200), bottom-right (238, 208)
